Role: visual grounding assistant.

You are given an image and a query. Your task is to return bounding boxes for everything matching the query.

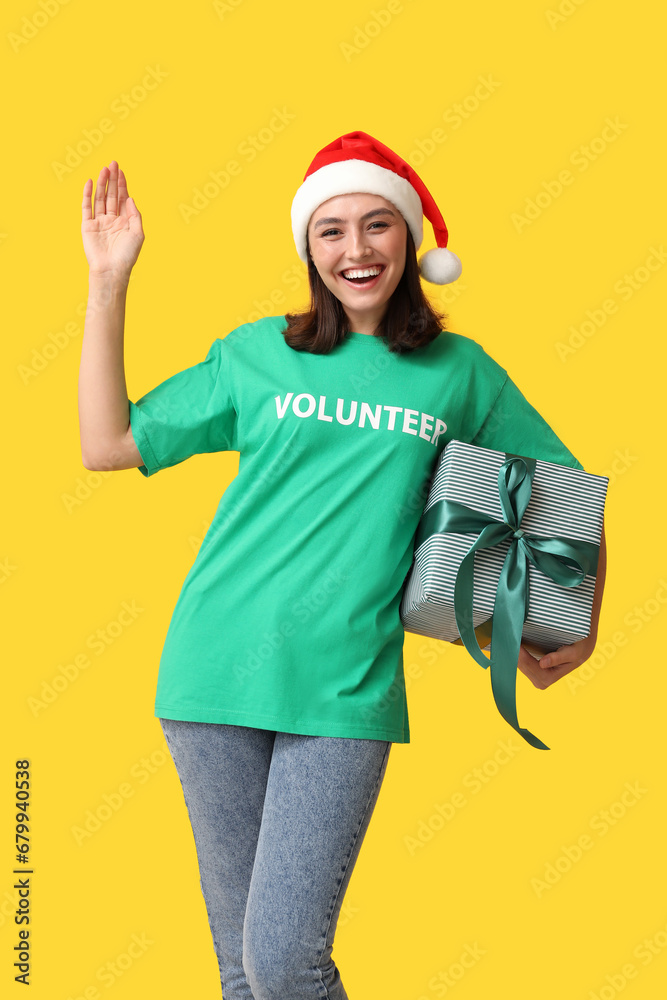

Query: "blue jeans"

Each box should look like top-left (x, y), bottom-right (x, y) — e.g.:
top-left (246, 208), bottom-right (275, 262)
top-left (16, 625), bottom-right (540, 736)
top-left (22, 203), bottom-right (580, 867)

top-left (159, 718), bottom-right (392, 1000)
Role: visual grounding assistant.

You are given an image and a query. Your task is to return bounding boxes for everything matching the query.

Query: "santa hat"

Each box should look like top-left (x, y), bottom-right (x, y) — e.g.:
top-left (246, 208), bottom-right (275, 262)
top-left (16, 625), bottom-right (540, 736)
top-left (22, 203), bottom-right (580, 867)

top-left (291, 130), bottom-right (462, 285)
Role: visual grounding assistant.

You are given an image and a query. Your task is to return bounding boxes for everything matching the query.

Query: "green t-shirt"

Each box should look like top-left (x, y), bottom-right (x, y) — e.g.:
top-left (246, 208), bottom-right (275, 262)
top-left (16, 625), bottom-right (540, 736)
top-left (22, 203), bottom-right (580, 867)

top-left (128, 315), bottom-right (583, 743)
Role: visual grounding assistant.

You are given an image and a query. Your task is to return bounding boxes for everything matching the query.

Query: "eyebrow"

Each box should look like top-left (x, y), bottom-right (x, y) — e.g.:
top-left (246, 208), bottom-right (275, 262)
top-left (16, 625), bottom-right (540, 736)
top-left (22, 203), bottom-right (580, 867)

top-left (312, 208), bottom-right (396, 230)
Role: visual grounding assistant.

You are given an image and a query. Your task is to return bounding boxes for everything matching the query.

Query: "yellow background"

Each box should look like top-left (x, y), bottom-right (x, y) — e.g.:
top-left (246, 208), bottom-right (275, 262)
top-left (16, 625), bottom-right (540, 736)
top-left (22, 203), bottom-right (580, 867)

top-left (3, 0), bottom-right (665, 997)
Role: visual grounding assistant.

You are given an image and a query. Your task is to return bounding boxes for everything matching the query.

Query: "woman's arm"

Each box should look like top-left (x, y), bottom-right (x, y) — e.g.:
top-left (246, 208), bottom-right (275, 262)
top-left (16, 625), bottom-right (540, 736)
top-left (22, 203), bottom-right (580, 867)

top-left (518, 518), bottom-right (607, 689)
top-left (78, 161), bottom-right (145, 471)
top-left (79, 272), bottom-right (143, 470)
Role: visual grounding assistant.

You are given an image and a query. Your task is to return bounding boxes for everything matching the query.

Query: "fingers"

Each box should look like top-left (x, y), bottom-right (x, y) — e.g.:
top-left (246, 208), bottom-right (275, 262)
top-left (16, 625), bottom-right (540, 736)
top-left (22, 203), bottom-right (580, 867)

top-left (82, 177), bottom-right (93, 222)
top-left (93, 165), bottom-right (109, 220)
top-left (539, 646), bottom-right (573, 669)
top-left (128, 195), bottom-right (142, 224)
top-left (517, 646), bottom-right (548, 689)
top-left (539, 660), bottom-right (580, 687)
top-left (117, 168), bottom-right (140, 222)
top-left (106, 160), bottom-right (119, 216)
top-left (86, 162), bottom-right (128, 220)
top-left (518, 643), bottom-right (581, 689)
top-left (117, 167), bottom-right (128, 216)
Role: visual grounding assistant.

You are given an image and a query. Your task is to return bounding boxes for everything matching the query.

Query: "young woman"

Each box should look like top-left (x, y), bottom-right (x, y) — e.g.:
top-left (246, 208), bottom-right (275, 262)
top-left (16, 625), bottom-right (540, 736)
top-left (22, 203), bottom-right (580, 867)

top-left (78, 131), bottom-right (606, 1000)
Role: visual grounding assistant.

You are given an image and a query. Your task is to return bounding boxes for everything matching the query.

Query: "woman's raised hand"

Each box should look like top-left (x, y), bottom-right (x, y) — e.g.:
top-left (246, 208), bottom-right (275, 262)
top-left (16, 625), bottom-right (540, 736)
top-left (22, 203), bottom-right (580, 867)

top-left (81, 161), bottom-right (145, 277)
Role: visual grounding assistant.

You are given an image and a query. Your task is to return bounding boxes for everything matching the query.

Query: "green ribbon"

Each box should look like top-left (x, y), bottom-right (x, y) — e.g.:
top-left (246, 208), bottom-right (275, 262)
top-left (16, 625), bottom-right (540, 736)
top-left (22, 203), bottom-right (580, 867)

top-left (414, 453), bottom-right (600, 750)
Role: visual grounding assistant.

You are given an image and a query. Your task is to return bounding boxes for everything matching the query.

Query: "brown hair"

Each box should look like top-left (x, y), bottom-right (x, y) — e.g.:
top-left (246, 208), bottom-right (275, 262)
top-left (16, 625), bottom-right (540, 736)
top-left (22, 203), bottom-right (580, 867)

top-left (281, 228), bottom-right (448, 355)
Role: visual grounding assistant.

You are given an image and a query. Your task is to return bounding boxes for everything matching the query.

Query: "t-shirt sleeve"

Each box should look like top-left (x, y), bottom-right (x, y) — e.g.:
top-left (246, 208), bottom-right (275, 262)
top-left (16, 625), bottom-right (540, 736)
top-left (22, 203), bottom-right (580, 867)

top-left (128, 337), bottom-right (237, 478)
top-left (471, 372), bottom-right (584, 471)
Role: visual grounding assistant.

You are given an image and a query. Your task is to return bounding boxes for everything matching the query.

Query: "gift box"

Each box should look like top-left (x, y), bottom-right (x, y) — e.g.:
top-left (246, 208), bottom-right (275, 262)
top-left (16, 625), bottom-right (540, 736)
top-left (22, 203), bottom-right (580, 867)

top-left (400, 440), bottom-right (608, 749)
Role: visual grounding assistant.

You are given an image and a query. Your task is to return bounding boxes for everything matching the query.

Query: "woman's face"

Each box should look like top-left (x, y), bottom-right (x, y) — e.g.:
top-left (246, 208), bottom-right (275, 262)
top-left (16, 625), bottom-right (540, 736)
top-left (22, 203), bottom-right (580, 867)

top-left (306, 192), bottom-right (408, 331)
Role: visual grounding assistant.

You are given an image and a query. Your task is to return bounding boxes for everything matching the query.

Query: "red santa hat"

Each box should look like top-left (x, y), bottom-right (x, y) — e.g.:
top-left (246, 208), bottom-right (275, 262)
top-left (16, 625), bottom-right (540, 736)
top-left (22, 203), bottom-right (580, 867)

top-left (291, 130), bottom-right (462, 285)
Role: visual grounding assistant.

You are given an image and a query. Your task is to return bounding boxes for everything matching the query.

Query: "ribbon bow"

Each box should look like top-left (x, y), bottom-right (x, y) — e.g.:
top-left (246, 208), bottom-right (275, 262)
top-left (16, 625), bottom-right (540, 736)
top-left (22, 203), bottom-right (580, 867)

top-left (413, 453), bottom-right (600, 749)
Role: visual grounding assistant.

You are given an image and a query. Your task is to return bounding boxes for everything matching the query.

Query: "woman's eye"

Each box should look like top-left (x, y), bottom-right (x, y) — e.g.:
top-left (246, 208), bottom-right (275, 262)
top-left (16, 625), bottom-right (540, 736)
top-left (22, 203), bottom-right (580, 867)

top-left (320, 222), bottom-right (388, 237)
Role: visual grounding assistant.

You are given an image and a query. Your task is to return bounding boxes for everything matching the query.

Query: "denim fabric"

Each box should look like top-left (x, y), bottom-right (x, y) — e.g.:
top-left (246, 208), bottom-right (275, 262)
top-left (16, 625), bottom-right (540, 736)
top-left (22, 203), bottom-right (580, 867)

top-left (159, 718), bottom-right (392, 999)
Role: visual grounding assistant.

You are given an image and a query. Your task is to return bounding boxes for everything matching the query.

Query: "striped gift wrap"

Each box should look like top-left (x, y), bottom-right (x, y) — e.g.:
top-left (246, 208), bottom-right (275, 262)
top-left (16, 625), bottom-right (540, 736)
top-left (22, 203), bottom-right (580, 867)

top-left (400, 440), bottom-right (608, 655)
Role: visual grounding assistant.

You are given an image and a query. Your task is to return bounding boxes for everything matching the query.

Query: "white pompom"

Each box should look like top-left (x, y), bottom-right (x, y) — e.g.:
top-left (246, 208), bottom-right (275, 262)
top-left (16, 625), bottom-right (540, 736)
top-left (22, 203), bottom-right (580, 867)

top-left (418, 247), bottom-right (462, 285)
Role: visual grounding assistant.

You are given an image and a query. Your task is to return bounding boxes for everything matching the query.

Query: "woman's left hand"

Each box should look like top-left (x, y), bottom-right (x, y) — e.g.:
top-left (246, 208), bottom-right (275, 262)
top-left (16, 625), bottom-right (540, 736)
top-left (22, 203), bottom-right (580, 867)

top-left (517, 635), bottom-right (597, 690)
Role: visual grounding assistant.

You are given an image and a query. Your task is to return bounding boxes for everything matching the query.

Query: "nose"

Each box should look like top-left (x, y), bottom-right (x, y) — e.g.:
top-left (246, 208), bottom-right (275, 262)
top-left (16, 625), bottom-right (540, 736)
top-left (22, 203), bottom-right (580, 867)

top-left (346, 227), bottom-right (373, 260)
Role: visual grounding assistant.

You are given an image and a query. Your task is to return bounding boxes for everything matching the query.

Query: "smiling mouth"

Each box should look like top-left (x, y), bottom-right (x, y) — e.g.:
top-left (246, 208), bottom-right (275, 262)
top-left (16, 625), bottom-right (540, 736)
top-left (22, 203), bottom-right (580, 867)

top-left (339, 265), bottom-right (385, 284)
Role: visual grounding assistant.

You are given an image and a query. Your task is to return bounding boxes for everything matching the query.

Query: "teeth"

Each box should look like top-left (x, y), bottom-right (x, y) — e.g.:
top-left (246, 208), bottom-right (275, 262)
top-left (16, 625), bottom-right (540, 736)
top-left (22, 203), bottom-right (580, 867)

top-left (342, 266), bottom-right (382, 279)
